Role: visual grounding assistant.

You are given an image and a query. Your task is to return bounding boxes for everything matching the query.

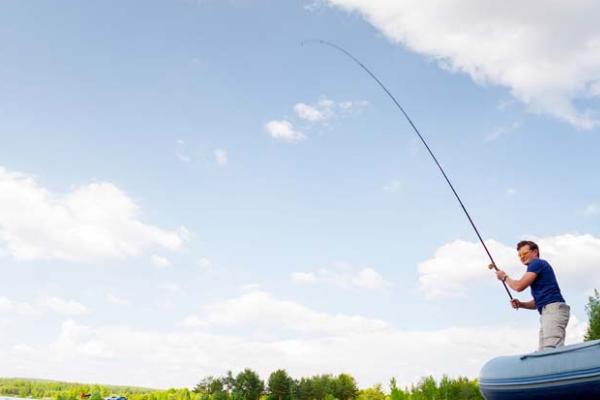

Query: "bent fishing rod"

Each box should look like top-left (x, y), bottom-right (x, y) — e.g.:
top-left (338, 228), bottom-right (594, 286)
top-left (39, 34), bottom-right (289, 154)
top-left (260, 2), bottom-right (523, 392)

top-left (302, 39), bottom-right (513, 301)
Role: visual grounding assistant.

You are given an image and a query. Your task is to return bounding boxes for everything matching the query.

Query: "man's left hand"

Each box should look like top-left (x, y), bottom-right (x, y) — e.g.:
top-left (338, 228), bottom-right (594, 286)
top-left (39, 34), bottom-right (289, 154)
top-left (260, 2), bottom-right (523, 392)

top-left (496, 270), bottom-right (507, 281)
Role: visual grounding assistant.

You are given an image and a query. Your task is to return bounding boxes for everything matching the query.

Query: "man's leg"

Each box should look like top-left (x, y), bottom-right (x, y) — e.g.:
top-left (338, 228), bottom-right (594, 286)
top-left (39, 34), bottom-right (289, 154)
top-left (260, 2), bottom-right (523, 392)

top-left (540, 302), bottom-right (570, 350)
top-left (538, 314), bottom-right (544, 351)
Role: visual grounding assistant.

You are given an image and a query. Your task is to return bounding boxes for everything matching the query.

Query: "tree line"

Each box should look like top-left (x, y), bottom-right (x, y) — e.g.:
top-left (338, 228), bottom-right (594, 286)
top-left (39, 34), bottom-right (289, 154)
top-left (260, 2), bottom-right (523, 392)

top-left (190, 370), bottom-right (483, 400)
top-left (0, 373), bottom-right (483, 400)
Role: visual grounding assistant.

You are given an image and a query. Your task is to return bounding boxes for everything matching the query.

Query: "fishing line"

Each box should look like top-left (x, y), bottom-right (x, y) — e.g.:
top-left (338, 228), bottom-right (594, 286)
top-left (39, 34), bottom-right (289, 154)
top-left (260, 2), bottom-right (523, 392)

top-left (302, 39), bottom-right (513, 300)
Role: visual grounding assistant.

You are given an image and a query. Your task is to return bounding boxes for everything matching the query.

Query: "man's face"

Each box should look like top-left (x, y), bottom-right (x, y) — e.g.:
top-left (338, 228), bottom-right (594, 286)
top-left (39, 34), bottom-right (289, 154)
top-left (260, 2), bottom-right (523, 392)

top-left (518, 245), bottom-right (538, 265)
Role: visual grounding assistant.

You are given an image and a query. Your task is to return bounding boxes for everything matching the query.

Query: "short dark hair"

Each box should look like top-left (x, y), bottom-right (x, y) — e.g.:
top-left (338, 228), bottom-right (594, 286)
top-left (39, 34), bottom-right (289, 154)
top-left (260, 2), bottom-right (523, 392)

top-left (517, 240), bottom-right (539, 256)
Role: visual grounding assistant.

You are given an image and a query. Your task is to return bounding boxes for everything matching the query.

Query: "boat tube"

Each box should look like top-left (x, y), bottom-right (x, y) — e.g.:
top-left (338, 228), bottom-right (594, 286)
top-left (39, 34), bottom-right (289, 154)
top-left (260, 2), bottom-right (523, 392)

top-left (479, 339), bottom-right (600, 400)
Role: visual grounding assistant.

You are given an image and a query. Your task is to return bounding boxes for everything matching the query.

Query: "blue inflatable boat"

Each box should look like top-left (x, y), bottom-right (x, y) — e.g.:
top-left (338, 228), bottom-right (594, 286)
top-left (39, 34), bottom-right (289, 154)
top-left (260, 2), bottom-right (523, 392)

top-left (479, 340), bottom-right (600, 399)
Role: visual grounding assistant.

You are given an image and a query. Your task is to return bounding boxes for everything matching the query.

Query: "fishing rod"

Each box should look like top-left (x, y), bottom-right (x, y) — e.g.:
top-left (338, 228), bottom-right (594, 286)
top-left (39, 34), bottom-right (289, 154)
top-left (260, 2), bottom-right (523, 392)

top-left (302, 39), bottom-right (513, 301)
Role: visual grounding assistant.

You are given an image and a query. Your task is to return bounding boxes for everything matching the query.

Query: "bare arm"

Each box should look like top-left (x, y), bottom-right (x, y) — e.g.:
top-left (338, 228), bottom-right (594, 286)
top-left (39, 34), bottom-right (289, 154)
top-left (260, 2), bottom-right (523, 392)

top-left (504, 272), bottom-right (537, 292)
top-left (514, 299), bottom-right (536, 310)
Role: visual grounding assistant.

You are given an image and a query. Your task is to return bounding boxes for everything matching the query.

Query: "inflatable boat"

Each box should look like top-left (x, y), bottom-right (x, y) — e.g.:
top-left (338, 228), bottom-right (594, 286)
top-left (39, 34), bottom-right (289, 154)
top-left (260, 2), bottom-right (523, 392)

top-left (479, 340), bottom-right (600, 400)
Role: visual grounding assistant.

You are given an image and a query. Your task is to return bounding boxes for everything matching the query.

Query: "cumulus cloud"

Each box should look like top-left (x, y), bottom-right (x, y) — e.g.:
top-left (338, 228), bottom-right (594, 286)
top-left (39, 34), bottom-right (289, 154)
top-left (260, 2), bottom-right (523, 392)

top-left (198, 257), bottom-right (213, 270)
top-left (265, 120), bottom-right (307, 143)
top-left (294, 103), bottom-right (328, 122)
top-left (51, 320), bottom-right (115, 360)
top-left (321, 0), bottom-right (600, 128)
top-left (418, 239), bottom-right (515, 299)
top-left (40, 297), bottom-right (89, 316)
top-left (180, 315), bottom-right (209, 328)
top-left (292, 262), bottom-right (390, 290)
top-left (0, 166), bottom-right (187, 262)
top-left (151, 255), bottom-right (172, 268)
top-left (266, 97), bottom-right (368, 142)
top-left (106, 293), bottom-right (129, 306)
top-left (159, 283), bottom-right (182, 294)
top-left (0, 297), bottom-right (36, 315)
top-left (12, 344), bottom-right (35, 354)
top-left (291, 272), bottom-right (317, 284)
top-left (1, 291), bottom-right (585, 389)
top-left (200, 290), bottom-right (388, 336)
top-left (418, 234), bottom-right (600, 299)
top-left (293, 98), bottom-right (368, 123)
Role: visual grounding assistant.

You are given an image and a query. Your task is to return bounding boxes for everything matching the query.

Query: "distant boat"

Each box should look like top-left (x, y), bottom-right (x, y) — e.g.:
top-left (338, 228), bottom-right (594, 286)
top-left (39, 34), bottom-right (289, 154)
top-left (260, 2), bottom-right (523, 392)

top-left (479, 339), bottom-right (600, 399)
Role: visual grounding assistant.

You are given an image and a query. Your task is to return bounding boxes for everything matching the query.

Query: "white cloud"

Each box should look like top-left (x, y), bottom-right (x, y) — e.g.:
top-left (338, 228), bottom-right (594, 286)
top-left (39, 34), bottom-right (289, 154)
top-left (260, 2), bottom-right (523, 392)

top-left (152, 255), bottom-right (172, 268)
top-left (41, 297), bottom-right (89, 316)
top-left (12, 343), bottom-right (35, 354)
top-left (159, 283), bottom-right (182, 294)
top-left (322, 0), bottom-right (600, 128)
top-left (338, 100), bottom-right (369, 112)
top-left (0, 297), bottom-right (36, 315)
top-left (1, 291), bottom-right (584, 389)
top-left (418, 239), bottom-right (514, 299)
top-left (198, 257), bottom-right (213, 270)
top-left (294, 103), bottom-right (327, 122)
top-left (584, 203), bottom-right (600, 216)
top-left (106, 292), bottom-right (129, 306)
top-left (51, 320), bottom-right (115, 360)
top-left (265, 120), bottom-right (307, 143)
top-left (180, 315), bottom-right (210, 328)
top-left (214, 149), bottom-right (228, 167)
top-left (293, 98), bottom-right (368, 123)
top-left (418, 234), bottom-right (600, 299)
top-left (201, 290), bottom-right (389, 336)
top-left (351, 268), bottom-right (389, 290)
top-left (291, 272), bottom-right (317, 284)
top-left (0, 166), bottom-right (187, 262)
top-left (292, 262), bottom-right (390, 290)
top-left (505, 188), bottom-right (517, 197)
top-left (267, 98), bottom-right (368, 142)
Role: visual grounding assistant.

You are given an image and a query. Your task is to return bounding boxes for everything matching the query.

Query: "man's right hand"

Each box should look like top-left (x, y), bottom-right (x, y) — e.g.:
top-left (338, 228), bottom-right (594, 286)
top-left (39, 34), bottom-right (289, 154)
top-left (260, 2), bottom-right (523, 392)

top-left (511, 299), bottom-right (521, 309)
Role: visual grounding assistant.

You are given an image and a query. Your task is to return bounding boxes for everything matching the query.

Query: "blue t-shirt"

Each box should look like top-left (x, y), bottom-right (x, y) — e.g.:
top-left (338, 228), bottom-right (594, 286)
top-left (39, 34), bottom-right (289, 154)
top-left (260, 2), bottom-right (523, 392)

top-left (527, 258), bottom-right (565, 313)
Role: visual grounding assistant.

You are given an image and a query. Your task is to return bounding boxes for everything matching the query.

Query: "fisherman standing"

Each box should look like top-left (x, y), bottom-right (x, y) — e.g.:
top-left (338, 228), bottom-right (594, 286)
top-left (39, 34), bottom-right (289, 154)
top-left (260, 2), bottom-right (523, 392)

top-left (494, 240), bottom-right (570, 351)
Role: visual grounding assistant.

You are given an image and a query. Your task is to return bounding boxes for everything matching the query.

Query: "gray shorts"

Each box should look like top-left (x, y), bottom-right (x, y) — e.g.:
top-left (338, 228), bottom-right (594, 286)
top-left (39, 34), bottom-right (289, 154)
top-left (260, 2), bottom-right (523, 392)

top-left (539, 302), bottom-right (570, 351)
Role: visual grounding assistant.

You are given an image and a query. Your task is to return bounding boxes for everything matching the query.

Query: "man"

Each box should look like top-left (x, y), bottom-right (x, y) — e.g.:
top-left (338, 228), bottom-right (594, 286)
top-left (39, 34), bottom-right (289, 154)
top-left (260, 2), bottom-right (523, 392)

top-left (494, 240), bottom-right (570, 351)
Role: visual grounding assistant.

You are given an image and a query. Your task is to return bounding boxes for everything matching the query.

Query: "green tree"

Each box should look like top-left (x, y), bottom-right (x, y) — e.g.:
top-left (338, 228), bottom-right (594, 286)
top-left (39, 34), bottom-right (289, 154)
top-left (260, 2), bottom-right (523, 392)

top-left (412, 376), bottom-right (437, 400)
top-left (212, 391), bottom-right (229, 400)
top-left (388, 379), bottom-right (408, 400)
top-left (332, 374), bottom-right (357, 400)
top-left (295, 379), bottom-right (309, 400)
top-left (224, 372), bottom-right (236, 393)
top-left (356, 385), bottom-right (384, 400)
top-left (233, 369), bottom-right (264, 400)
top-left (267, 370), bottom-right (293, 400)
top-left (296, 375), bottom-right (334, 400)
top-left (585, 289), bottom-right (600, 341)
top-left (194, 377), bottom-right (224, 395)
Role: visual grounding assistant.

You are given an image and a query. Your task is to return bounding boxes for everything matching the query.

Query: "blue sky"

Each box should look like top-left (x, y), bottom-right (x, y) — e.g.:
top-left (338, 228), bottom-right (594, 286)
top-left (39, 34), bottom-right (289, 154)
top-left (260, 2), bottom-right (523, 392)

top-left (1, 0), bottom-right (600, 389)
